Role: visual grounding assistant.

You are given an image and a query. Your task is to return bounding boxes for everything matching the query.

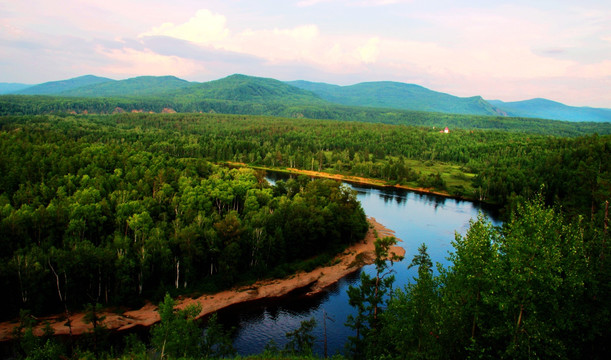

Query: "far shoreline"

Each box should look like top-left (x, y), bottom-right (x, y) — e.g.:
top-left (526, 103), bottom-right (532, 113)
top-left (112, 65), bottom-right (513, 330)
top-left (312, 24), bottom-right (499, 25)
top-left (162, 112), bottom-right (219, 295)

top-left (224, 162), bottom-right (476, 202)
top-left (0, 217), bottom-right (404, 341)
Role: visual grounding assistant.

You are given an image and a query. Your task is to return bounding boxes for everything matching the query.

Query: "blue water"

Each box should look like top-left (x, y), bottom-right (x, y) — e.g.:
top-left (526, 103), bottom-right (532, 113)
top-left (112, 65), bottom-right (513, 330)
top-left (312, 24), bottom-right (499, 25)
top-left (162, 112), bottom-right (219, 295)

top-left (217, 174), bottom-right (501, 356)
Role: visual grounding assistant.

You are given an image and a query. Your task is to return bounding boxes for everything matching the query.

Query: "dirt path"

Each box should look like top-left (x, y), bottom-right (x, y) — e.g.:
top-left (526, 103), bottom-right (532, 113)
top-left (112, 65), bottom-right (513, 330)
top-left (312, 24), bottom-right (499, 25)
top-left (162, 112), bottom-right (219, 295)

top-left (0, 218), bottom-right (404, 340)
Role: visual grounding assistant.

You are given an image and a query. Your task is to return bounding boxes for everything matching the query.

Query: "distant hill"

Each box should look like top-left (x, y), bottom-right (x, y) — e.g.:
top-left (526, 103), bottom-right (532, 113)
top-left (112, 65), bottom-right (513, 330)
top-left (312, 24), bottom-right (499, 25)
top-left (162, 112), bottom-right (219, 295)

top-left (5, 73), bottom-right (610, 123)
top-left (14, 75), bottom-right (113, 95)
top-left (24, 74), bottom-right (326, 105)
top-left (60, 76), bottom-right (191, 97)
top-left (0, 83), bottom-right (31, 94)
top-left (489, 98), bottom-right (611, 123)
top-left (169, 74), bottom-right (326, 105)
top-left (288, 80), bottom-right (503, 116)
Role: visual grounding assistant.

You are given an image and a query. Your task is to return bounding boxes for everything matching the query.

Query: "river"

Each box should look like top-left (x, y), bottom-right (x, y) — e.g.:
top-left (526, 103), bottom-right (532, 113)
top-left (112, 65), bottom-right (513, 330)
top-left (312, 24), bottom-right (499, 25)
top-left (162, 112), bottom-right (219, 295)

top-left (215, 173), bottom-right (501, 356)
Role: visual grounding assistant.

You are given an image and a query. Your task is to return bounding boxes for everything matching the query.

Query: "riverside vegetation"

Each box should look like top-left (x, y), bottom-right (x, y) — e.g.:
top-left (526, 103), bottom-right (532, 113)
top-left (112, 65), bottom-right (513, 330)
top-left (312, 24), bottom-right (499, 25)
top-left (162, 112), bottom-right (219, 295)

top-left (1, 112), bottom-right (609, 359)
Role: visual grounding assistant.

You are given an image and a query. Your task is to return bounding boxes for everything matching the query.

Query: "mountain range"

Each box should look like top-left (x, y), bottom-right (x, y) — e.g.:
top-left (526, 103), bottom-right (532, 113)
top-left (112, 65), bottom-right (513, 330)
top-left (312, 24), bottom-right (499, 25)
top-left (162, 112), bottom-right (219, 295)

top-left (11, 75), bottom-right (112, 95)
top-left (1, 74), bottom-right (609, 122)
top-left (488, 98), bottom-right (611, 123)
top-left (0, 83), bottom-right (32, 94)
top-left (287, 80), bottom-right (503, 116)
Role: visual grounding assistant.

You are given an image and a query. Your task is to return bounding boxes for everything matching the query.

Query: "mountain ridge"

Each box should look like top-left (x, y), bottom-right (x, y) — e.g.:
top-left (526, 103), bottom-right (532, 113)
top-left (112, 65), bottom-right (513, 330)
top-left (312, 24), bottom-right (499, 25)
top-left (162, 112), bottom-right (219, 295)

top-left (489, 98), bottom-right (611, 123)
top-left (0, 83), bottom-right (31, 94)
top-left (13, 75), bottom-right (113, 95)
top-left (59, 75), bottom-right (190, 97)
top-left (287, 80), bottom-right (503, 116)
top-left (3, 74), bottom-right (609, 122)
top-left (166, 74), bottom-right (326, 104)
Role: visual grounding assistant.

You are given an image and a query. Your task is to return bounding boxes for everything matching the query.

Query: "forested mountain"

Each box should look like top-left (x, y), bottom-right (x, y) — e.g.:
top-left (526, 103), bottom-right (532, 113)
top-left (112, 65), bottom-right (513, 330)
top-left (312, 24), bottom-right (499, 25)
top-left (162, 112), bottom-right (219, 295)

top-left (167, 74), bottom-right (326, 104)
top-left (10, 74), bottom-right (324, 105)
top-left (490, 98), bottom-right (611, 122)
top-left (288, 80), bottom-right (503, 116)
top-left (0, 83), bottom-right (30, 94)
top-left (13, 75), bottom-right (113, 95)
top-left (6, 74), bottom-right (610, 123)
top-left (60, 75), bottom-right (191, 97)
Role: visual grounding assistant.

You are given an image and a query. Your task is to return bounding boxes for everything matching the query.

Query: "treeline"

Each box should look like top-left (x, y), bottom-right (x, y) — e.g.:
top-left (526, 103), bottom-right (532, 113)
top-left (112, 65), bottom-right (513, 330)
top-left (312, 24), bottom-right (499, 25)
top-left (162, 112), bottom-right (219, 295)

top-left (2, 94), bottom-right (610, 136)
top-left (347, 198), bottom-right (610, 360)
top-left (474, 134), bottom-right (610, 216)
top-left (0, 116), bottom-right (368, 320)
top-left (1, 113), bottom-right (609, 217)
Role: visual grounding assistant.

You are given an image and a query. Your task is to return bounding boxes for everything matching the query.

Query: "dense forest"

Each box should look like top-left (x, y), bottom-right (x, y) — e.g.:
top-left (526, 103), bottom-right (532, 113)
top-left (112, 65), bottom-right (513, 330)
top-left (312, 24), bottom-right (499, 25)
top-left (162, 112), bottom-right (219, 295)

top-left (1, 112), bottom-right (609, 359)
top-left (347, 199), bottom-right (609, 360)
top-left (0, 114), bottom-right (369, 320)
top-left (3, 113), bottom-right (608, 216)
top-left (2, 94), bottom-right (611, 137)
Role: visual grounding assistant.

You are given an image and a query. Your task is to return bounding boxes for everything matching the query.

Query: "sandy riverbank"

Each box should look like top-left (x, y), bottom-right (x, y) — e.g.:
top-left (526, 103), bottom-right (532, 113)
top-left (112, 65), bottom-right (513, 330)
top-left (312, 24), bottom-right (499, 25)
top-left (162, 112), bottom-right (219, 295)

top-left (0, 217), bottom-right (404, 340)
top-left (226, 162), bottom-right (456, 199)
top-left (284, 167), bottom-right (453, 198)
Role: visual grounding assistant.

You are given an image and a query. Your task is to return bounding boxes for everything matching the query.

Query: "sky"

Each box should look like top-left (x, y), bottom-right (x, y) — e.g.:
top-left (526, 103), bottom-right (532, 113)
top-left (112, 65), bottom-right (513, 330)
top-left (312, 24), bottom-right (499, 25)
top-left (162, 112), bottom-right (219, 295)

top-left (1, 0), bottom-right (610, 107)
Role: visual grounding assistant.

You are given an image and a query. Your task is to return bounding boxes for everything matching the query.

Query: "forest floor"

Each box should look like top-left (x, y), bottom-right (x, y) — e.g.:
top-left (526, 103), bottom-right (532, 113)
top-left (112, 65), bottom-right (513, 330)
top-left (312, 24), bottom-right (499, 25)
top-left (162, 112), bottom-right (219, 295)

top-left (0, 218), bottom-right (404, 340)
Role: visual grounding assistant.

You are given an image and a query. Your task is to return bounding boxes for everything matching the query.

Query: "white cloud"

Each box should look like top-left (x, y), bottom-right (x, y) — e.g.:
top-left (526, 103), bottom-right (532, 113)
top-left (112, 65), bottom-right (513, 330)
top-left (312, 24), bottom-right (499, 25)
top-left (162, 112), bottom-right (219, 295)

top-left (355, 0), bottom-right (407, 6)
top-left (140, 10), bottom-right (390, 73)
top-left (357, 37), bottom-right (380, 63)
top-left (274, 24), bottom-right (320, 41)
top-left (136, 7), bottom-right (579, 81)
top-left (297, 0), bottom-right (409, 7)
top-left (297, 0), bottom-right (332, 7)
top-left (225, 26), bottom-right (388, 73)
top-left (96, 46), bottom-right (203, 77)
top-left (139, 9), bottom-right (229, 45)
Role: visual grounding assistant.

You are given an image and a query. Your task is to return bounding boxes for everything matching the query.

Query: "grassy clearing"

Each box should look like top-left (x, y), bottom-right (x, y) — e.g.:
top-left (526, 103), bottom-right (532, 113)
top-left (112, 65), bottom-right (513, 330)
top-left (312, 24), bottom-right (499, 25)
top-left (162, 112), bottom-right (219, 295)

top-left (403, 159), bottom-right (476, 195)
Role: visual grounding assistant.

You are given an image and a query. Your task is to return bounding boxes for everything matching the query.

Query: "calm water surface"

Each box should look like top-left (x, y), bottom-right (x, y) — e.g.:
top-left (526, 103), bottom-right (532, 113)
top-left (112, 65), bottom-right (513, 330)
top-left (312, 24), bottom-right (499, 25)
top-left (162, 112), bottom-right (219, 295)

top-left (216, 174), bottom-right (501, 356)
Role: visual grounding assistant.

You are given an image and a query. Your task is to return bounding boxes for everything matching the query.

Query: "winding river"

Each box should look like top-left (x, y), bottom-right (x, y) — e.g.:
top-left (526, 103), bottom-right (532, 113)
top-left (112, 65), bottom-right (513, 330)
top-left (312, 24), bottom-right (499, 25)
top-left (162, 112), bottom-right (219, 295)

top-left (216, 173), bottom-right (501, 356)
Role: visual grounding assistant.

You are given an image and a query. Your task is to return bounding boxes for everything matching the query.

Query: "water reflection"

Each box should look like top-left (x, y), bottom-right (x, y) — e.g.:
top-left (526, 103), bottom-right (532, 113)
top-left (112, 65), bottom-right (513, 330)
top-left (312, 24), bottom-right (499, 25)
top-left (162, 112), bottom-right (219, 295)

top-left (217, 270), bottom-right (363, 355)
top-left (222, 171), bottom-right (500, 356)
